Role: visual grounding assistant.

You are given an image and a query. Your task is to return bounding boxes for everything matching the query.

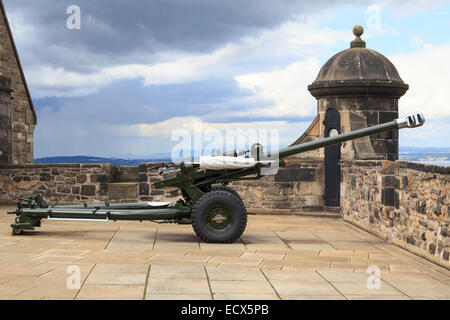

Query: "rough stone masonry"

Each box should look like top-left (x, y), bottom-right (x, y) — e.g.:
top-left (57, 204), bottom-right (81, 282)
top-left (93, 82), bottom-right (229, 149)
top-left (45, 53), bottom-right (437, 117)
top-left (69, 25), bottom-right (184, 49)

top-left (341, 160), bottom-right (449, 268)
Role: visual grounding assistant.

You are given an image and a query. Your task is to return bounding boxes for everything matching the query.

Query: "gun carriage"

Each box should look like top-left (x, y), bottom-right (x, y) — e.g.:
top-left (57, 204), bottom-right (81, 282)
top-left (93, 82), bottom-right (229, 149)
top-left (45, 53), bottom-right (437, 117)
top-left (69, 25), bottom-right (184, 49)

top-left (8, 113), bottom-right (424, 243)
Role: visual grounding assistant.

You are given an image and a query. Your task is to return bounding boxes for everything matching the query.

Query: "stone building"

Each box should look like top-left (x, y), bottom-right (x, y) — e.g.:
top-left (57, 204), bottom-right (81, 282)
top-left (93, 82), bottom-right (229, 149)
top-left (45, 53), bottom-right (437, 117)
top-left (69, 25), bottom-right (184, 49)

top-left (0, 1), bottom-right (36, 165)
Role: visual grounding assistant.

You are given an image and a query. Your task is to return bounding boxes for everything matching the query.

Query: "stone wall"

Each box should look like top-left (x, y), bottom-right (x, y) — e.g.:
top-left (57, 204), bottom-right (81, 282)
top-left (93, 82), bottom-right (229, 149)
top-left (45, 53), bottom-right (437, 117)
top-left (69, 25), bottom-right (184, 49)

top-left (341, 160), bottom-right (449, 267)
top-left (0, 163), bottom-right (180, 204)
top-left (231, 160), bottom-right (325, 213)
top-left (0, 161), bottom-right (325, 212)
top-left (0, 163), bottom-right (113, 204)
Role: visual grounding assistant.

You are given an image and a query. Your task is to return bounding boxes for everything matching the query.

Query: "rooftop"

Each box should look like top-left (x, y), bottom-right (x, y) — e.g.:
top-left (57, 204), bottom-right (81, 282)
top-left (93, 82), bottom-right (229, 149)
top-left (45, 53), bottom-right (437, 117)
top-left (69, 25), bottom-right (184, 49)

top-left (308, 26), bottom-right (409, 98)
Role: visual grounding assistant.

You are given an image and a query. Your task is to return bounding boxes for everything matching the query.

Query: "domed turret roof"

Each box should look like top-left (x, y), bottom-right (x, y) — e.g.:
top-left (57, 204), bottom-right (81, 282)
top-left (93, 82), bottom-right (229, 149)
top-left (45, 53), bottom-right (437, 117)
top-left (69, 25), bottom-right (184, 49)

top-left (308, 26), bottom-right (409, 98)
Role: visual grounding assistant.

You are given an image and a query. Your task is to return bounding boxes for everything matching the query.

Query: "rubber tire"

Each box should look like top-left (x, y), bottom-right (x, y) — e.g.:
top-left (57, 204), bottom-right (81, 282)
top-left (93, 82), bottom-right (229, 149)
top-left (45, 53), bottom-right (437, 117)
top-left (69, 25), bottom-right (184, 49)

top-left (192, 190), bottom-right (247, 243)
top-left (211, 185), bottom-right (243, 204)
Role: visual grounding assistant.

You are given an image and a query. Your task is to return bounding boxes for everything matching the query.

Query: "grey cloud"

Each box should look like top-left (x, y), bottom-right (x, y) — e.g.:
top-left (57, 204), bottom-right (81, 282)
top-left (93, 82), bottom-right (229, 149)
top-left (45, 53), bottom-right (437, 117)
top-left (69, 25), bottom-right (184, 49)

top-left (4, 0), bottom-right (447, 74)
top-left (4, 0), bottom-right (349, 73)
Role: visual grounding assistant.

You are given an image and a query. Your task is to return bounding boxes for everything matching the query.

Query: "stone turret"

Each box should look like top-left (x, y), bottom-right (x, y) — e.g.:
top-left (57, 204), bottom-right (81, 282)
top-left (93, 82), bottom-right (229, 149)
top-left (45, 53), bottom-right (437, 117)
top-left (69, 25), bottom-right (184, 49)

top-left (308, 25), bottom-right (408, 161)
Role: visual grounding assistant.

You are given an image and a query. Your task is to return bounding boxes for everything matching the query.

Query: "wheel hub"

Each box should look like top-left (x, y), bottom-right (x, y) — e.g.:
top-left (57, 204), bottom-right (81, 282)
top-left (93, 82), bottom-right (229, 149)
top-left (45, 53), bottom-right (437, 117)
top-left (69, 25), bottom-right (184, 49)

top-left (207, 207), bottom-right (232, 231)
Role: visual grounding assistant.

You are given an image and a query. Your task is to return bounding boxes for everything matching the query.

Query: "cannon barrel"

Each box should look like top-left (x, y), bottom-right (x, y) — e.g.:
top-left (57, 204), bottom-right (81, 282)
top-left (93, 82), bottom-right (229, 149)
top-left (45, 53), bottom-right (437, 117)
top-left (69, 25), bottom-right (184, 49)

top-left (276, 112), bottom-right (424, 159)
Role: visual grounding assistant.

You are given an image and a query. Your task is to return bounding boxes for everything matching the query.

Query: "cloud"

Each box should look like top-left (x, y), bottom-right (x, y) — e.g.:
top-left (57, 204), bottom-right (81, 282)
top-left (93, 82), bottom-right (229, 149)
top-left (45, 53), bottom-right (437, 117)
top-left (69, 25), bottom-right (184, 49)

top-left (4, 0), bottom-right (338, 73)
top-left (235, 59), bottom-right (321, 119)
top-left (390, 44), bottom-right (450, 120)
top-left (399, 117), bottom-right (450, 147)
top-left (8, 0), bottom-right (445, 100)
top-left (35, 111), bottom-right (311, 157)
top-left (26, 43), bottom-right (243, 98)
top-left (24, 15), bottom-right (350, 99)
top-left (382, 0), bottom-right (449, 16)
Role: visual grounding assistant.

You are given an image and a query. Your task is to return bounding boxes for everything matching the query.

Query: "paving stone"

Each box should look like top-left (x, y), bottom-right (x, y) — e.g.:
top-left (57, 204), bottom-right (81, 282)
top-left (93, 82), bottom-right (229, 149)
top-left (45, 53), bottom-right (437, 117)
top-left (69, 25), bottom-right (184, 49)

top-left (329, 262), bottom-right (355, 271)
top-left (214, 293), bottom-right (278, 300)
top-left (270, 280), bottom-right (339, 296)
top-left (93, 263), bottom-right (148, 273)
top-left (146, 293), bottom-right (212, 300)
top-left (353, 264), bottom-right (390, 272)
top-left (149, 265), bottom-right (206, 279)
top-left (317, 271), bottom-right (370, 282)
top-left (85, 272), bottom-right (147, 285)
top-left (76, 284), bottom-right (144, 300)
top-left (186, 250), bottom-right (243, 258)
top-left (210, 280), bottom-right (275, 294)
top-left (0, 273), bottom-right (19, 284)
top-left (330, 281), bottom-right (403, 296)
top-left (263, 270), bottom-right (323, 282)
top-left (0, 283), bottom-right (36, 296)
top-left (387, 264), bottom-right (424, 273)
top-left (262, 258), bottom-right (331, 269)
top-left (149, 253), bottom-right (212, 263)
top-left (241, 252), bottom-right (285, 260)
top-left (39, 249), bottom-right (90, 257)
top-left (20, 285), bottom-right (78, 299)
top-left (383, 282), bottom-right (450, 299)
top-left (281, 295), bottom-right (345, 300)
top-left (153, 243), bottom-right (200, 251)
top-left (319, 250), bottom-right (367, 258)
top-left (206, 267), bottom-right (265, 281)
top-left (149, 260), bottom-right (218, 267)
top-left (288, 243), bottom-right (336, 251)
top-left (199, 243), bottom-right (247, 251)
top-left (147, 278), bottom-right (210, 294)
top-left (345, 294), bottom-right (411, 300)
top-left (0, 294), bottom-right (45, 300)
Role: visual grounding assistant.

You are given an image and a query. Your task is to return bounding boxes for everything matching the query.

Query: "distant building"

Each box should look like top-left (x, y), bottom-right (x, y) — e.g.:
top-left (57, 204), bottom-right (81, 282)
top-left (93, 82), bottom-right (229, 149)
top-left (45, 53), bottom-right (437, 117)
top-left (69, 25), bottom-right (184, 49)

top-left (0, 0), bottom-right (36, 165)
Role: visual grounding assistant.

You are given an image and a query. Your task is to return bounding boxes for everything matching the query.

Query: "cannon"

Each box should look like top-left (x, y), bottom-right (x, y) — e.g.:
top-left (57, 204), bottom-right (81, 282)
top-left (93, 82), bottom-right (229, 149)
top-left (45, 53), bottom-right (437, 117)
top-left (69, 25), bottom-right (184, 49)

top-left (8, 112), bottom-right (425, 242)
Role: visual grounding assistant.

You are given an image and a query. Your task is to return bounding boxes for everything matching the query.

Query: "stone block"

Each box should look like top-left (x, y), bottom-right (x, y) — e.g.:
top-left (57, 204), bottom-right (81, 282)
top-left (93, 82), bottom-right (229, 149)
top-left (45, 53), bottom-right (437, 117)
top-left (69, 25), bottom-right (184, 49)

top-left (381, 188), bottom-right (395, 206)
top-left (64, 177), bottom-right (76, 185)
top-left (381, 160), bottom-right (396, 174)
top-left (99, 183), bottom-right (108, 196)
top-left (139, 183), bottom-right (149, 196)
top-left (91, 174), bottom-right (109, 183)
top-left (382, 176), bottom-right (399, 188)
top-left (81, 185), bottom-right (96, 196)
top-left (56, 184), bottom-right (70, 194)
top-left (76, 174), bottom-right (87, 184)
top-left (39, 173), bottom-right (51, 181)
top-left (274, 168), bottom-right (315, 182)
top-left (151, 189), bottom-right (164, 196)
top-left (72, 186), bottom-right (80, 194)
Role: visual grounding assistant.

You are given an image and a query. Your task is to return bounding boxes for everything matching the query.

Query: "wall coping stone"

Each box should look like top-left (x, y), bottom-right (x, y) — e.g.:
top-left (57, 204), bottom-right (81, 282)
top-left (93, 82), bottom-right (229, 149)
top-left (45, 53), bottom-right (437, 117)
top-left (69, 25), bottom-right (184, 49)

top-left (0, 163), bottom-right (112, 169)
top-left (341, 160), bottom-right (450, 174)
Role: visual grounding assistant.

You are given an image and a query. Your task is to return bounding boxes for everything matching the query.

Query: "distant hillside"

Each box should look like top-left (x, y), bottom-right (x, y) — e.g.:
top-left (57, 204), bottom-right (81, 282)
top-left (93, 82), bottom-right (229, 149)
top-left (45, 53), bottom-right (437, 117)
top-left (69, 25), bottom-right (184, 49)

top-left (399, 146), bottom-right (450, 153)
top-left (34, 146), bottom-right (450, 166)
top-left (34, 156), bottom-right (171, 166)
top-left (399, 146), bottom-right (450, 164)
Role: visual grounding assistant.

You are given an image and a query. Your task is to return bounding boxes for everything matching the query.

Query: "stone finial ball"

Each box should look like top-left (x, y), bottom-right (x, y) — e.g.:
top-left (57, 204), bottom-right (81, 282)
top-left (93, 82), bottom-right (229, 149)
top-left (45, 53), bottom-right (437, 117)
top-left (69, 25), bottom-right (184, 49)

top-left (353, 25), bottom-right (364, 37)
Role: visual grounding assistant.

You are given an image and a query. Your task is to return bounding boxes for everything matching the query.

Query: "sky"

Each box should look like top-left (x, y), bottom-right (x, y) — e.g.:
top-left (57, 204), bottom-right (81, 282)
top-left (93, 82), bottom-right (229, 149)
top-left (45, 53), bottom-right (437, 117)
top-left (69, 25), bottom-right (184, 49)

top-left (3, 0), bottom-right (450, 158)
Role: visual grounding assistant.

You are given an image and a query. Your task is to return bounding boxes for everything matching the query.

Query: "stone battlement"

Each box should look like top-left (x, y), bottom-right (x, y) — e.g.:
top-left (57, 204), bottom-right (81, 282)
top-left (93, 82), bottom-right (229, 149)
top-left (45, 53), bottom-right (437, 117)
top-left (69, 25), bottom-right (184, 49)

top-left (341, 160), bottom-right (449, 268)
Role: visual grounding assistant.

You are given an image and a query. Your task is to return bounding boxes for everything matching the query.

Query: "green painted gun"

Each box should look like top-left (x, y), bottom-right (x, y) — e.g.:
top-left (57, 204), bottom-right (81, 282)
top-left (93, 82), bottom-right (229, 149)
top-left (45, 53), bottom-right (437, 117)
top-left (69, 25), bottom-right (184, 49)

top-left (8, 113), bottom-right (424, 243)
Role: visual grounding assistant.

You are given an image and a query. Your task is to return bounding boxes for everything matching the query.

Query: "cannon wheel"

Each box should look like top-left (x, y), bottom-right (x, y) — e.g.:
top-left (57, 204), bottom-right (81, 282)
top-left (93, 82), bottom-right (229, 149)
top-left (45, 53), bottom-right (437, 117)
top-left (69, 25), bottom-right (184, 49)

top-left (211, 185), bottom-right (243, 204)
top-left (191, 190), bottom-right (247, 243)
